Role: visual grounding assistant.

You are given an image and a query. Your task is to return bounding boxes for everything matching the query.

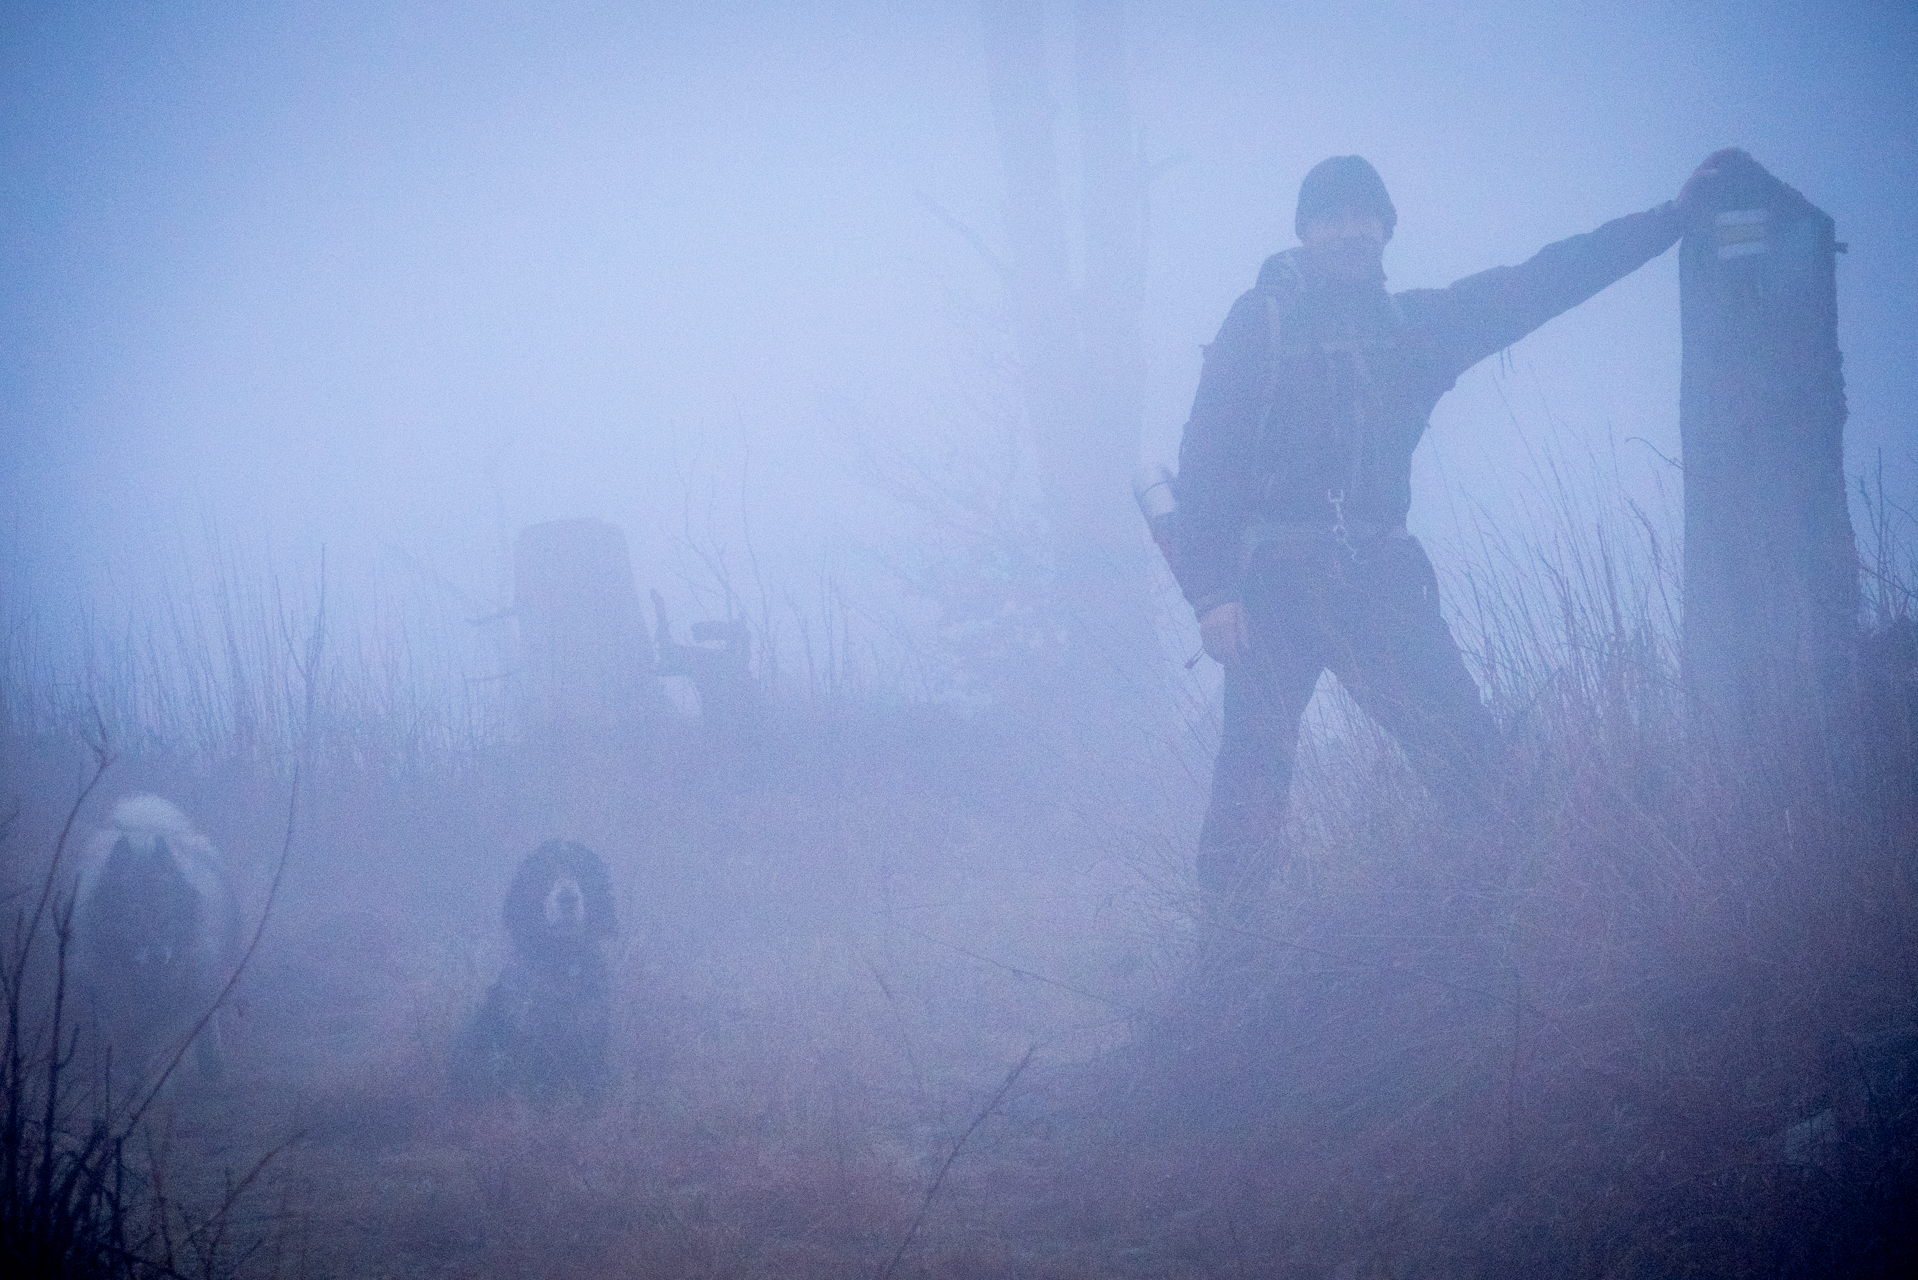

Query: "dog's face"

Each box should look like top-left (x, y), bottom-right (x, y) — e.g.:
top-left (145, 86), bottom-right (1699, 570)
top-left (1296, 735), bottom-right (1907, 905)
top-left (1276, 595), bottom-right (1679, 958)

top-left (98, 835), bottom-right (202, 970)
top-left (543, 875), bottom-right (588, 937)
top-left (504, 841), bottom-right (614, 959)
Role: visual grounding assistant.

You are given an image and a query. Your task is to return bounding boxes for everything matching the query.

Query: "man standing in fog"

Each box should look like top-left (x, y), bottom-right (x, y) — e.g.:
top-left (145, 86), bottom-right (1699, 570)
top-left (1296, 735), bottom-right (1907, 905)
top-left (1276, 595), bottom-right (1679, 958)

top-left (1176, 149), bottom-right (1739, 923)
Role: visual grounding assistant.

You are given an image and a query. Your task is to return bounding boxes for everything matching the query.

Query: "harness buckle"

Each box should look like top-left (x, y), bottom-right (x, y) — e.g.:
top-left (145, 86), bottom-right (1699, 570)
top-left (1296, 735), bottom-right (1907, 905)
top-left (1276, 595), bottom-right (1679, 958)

top-left (1327, 489), bottom-right (1361, 564)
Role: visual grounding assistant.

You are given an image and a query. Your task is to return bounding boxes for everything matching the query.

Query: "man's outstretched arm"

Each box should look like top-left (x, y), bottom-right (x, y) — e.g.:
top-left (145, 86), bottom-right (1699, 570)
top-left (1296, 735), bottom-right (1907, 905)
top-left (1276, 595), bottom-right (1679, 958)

top-left (1410, 150), bottom-right (1742, 379)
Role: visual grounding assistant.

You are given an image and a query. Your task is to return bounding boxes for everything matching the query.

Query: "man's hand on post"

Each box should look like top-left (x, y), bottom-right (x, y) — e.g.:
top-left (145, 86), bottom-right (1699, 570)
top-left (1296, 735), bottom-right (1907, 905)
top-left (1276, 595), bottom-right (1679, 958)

top-left (1678, 147), bottom-right (1753, 216)
top-left (1200, 601), bottom-right (1252, 667)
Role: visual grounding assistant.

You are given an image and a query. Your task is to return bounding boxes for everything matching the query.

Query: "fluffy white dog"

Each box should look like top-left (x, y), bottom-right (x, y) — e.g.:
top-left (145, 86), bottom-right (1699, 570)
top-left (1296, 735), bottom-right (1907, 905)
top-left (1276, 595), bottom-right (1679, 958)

top-left (72, 795), bottom-right (243, 1085)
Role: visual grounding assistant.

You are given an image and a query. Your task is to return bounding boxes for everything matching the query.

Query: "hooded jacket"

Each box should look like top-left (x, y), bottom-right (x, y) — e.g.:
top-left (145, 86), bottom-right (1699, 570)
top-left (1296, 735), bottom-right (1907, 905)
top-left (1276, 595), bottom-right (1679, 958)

top-left (1174, 201), bottom-right (1686, 616)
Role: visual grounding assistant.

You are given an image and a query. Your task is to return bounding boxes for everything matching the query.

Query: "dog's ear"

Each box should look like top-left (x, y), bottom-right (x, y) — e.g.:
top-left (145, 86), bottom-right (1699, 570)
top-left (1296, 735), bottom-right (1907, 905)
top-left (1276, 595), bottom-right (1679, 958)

top-left (566, 846), bottom-right (617, 938)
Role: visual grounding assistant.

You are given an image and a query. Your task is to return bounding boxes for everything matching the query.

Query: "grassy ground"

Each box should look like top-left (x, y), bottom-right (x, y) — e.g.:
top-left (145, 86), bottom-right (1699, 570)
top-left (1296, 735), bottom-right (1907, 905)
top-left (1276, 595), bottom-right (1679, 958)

top-left (2, 510), bottom-right (1913, 1277)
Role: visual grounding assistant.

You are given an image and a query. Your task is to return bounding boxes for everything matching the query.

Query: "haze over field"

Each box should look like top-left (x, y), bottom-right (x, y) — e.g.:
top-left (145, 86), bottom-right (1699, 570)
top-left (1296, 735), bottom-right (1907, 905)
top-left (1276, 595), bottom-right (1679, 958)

top-left (4, 0), bottom-right (1912, 649)
top-left (3, 6), bottom-right (1916, 1277)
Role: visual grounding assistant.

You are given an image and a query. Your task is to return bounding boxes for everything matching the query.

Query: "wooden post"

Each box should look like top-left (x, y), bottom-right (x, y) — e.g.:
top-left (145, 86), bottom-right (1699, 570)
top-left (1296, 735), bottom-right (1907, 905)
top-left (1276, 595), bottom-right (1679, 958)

top-left (1679, 155), bottom-right (1858, 754)
top-left (514, 518), bottom-right (657, 746)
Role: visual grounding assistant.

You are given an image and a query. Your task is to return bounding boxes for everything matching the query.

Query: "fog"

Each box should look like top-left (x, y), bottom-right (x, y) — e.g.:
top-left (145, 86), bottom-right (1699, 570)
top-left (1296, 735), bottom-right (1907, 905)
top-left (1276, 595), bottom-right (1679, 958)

top-left (3, 2), bottom-right (1915, 1276)
top-left (6, 1), bottom-right (1912, 627)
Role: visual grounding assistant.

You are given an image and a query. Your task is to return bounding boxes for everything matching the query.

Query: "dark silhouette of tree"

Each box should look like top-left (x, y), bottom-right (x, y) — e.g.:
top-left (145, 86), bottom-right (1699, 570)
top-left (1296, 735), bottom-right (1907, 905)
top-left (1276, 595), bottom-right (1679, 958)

top-left (978, 0), bottom-right (1161, 715)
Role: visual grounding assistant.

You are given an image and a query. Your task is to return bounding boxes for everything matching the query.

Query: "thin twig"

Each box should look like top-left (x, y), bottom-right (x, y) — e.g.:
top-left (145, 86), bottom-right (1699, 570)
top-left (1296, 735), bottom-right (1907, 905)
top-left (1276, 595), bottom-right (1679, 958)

top-left (890, 920), bottom-right (1126, 1012)
top-left (911, 189), bottom-right (1006, 277)
top-left (876, 1044), bottom-right (1036, 1280)
top-left (181, 1130), bottom-right (305, 1258)
top-left (21, 728), bottom-right (114, 969)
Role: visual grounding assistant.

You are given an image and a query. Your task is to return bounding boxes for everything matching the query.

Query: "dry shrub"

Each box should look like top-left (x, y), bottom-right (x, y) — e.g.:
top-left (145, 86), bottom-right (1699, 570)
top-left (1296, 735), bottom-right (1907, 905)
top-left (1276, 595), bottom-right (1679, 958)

top-left (946, 473), bottom-right (1917, 1278)
top-left (2, 475), bottom-right (1913, 1277)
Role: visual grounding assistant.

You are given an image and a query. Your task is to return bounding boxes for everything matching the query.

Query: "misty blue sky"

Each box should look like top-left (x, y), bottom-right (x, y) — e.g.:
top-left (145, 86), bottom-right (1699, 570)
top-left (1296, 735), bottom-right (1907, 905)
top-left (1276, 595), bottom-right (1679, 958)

top-left (4, 0), bottom-right (1913, 647)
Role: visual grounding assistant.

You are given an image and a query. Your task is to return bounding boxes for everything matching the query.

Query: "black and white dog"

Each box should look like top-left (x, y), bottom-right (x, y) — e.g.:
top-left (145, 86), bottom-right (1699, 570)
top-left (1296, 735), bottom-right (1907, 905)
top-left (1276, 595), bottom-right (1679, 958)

top-left (453, 840), bottom-right (617, 1104)
top-left (73, 795), bottom-right (242, 1084)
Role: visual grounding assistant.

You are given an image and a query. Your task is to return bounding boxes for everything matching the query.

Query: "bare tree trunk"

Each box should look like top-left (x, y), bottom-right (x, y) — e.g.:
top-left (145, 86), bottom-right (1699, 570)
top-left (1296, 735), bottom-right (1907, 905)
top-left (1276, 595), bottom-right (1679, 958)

top-left (1073, 0), bottom-right (1146, 511)
top-left (1679, 155), bottom-right (1858, 765)
top-left (980, 0), bottom-right (1078, 488)
top-left (1072, 0), bottom-right (1151, 591)
top-left (979, 0), bottom-right (1159, 709)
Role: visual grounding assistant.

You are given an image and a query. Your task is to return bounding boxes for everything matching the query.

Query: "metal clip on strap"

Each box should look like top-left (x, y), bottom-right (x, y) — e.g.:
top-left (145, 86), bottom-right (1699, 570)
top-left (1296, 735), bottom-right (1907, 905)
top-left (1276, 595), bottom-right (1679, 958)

top-left (1327, 488), bottom-right (1358, 562)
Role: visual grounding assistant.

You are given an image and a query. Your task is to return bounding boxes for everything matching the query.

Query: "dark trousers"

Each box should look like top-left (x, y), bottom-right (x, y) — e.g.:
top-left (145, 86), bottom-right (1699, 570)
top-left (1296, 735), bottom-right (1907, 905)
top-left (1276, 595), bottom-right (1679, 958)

top-left (1198, 534), bottom-right (1501, 902)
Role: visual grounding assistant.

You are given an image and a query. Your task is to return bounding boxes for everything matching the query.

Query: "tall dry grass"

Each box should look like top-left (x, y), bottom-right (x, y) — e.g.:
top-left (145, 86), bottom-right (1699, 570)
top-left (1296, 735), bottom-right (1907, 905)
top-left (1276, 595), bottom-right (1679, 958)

top-left (0, 468), bottom-right (1912, 1277)
top-left (952, 462), bottom-right (1917, 1277)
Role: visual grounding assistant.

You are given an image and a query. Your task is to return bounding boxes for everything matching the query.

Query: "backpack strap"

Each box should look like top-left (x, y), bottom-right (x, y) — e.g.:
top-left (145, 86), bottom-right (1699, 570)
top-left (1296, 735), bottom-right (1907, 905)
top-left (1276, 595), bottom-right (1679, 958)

top-left (1252, 250), bottom-right (1308, 456)
top-left (1263, 294), bottom-right (1287, 380)
top-left (1254, 249), bottom-right (1311, 368)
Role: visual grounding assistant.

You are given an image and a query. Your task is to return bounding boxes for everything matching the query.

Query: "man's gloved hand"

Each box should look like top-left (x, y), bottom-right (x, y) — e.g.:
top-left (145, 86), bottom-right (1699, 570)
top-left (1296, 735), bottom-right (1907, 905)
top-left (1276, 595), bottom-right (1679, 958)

top-left (1200, 601), bottom-right (1252, 667)
top-left (1678, 147), bottom-right (1755, 215)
